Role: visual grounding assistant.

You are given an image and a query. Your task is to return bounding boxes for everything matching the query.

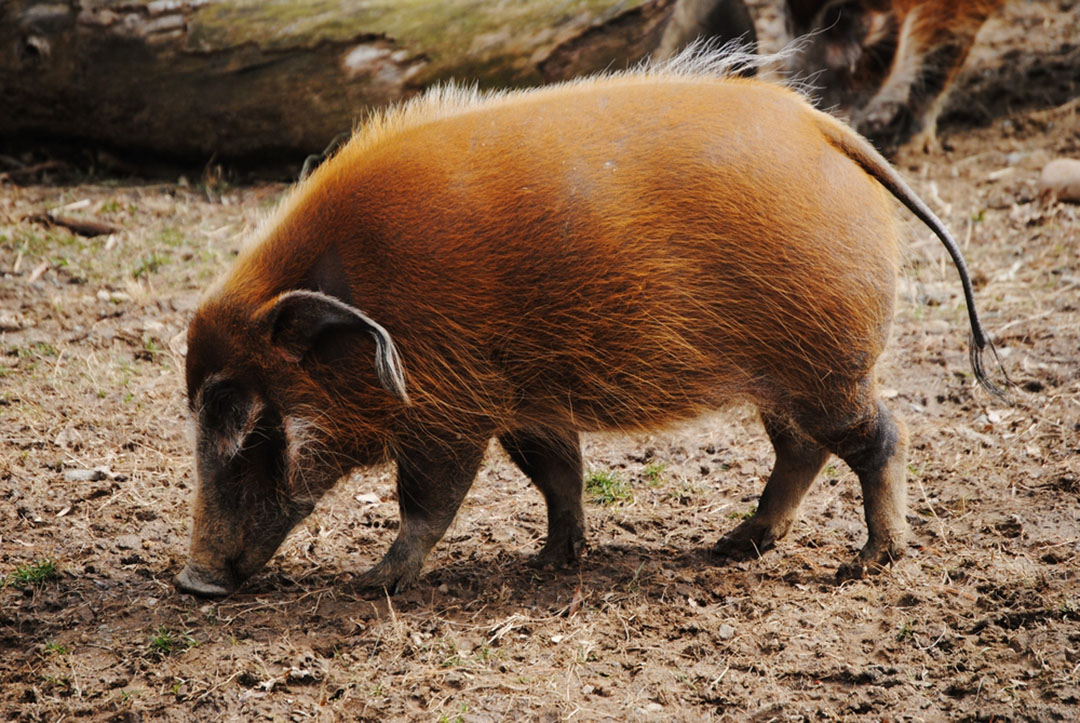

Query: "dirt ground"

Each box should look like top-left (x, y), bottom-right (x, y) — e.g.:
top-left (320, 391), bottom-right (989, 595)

top-left (1, 1), bottom-right (1078, 720)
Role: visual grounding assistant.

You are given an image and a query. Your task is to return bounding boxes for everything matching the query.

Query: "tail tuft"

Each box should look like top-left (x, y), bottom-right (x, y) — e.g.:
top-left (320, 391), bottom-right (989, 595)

top-left (969, 332), bottom-right (1011, 402)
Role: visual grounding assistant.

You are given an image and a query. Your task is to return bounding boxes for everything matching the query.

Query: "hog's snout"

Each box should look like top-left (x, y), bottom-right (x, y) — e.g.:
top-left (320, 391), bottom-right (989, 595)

top-left (175, 563), bottom-right (236, 597)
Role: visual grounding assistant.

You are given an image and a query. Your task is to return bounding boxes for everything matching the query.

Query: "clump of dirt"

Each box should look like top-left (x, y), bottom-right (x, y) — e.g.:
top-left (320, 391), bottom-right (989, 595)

top-left (2, 1), bottom-right (1078, 720)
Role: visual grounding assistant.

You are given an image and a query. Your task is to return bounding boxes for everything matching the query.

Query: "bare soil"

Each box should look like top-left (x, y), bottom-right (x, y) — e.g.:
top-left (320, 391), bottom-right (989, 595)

top-left (1, 1), bottom-right (1078, 720)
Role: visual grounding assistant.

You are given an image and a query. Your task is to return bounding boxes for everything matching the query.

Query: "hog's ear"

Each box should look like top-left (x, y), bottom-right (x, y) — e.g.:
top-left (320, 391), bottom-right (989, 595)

top-left (264, 289), bottom-right (409, 404)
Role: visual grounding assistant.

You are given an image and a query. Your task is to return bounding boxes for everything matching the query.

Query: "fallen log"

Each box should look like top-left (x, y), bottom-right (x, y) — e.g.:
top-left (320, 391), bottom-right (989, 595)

top-left (2, 0), bottom-right (708, 161)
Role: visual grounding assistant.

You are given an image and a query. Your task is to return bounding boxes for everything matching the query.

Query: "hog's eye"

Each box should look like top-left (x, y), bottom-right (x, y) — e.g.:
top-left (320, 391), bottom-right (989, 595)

top-left (196, 378), bottom-right (267, 462)
top-left (200, 380), bottom-right (248, 434)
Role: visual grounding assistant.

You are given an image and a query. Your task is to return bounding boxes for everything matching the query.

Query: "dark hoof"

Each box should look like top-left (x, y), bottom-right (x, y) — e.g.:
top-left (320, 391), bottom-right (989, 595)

top-left (835, 544), bottom-right (902, 582)
top-left (857, 107), bottom-right (916, 157)
top-left (175, 564), bottom-right (236, 598)
top-left (527, 536), bottom-right (585, 570)
top-left (836, 559), bottom-right (870, 581)
top-left (711, 520), bottom-right (779, 562)
top-left (858, 100), bottom-right (903, 133)
top-left (355, 562), bottom-right (420, 595)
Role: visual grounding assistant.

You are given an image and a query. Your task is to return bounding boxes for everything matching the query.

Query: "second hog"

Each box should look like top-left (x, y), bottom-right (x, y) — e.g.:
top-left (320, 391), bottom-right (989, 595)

top-left (175, 49), bottom-right (1002, 597)
top-left (785, 0), bottom-right (1006, 153)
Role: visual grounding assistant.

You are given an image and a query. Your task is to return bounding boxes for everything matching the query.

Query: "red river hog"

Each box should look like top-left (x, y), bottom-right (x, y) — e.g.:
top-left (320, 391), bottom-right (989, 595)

top-left (175, 49), bottom-right (1003, 597)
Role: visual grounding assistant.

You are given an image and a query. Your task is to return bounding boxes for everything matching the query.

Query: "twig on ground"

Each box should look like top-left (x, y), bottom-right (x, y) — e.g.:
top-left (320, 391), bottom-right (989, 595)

top-left (0, 160), bottom-right (67, 183)
top-left (24, 212), bottom-right (119, 238)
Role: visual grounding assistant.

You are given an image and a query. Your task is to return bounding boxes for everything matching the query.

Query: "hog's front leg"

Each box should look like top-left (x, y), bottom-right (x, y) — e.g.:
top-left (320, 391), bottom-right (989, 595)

top-left (499, 428), bottom-right (586, 568)
top-left (356, 437), bottom-right (486, 593)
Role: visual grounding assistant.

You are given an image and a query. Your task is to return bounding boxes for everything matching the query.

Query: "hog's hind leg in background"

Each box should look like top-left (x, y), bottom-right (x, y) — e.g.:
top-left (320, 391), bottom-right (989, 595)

top-left (713, 411), bottom-right (830, 559)
top-left (499, 428), bottom-right (586, 568)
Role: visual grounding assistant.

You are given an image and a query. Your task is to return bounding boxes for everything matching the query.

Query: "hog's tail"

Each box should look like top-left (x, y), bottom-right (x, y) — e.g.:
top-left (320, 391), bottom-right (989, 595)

top-left (815, 112), bottom-right (1010, 400)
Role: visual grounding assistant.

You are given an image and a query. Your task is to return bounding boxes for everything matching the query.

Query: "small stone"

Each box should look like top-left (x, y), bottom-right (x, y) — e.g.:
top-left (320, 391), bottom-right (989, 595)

top-left (147, 1), bottom-right (184, 16)
top-left (0, 312), bottom-right (25, 331)
top-left (116, 535), bottom-right (141, 550)
top-left (54, 427), bottom-right (83, 450)
top-left (924, 319), bottom-right (951, 335)
top-left (96, 289), bottom-right (132, 303)
top-left (64, 468), bottom-right (106, 482)
top-left (718, 623), bottom-right (736, 640)
top-left (355, 492), bottom-right (381, 506)
top-left (1040, 158), bottom-right (1080, 202)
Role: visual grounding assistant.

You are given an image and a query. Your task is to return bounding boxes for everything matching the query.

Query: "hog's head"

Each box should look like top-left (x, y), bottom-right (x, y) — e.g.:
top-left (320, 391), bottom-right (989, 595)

top-left (175, 289), bottom-right (407, 596)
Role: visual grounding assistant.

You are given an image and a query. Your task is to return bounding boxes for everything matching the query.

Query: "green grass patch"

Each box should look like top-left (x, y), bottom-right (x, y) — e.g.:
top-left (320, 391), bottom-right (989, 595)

top-left (727, 504), bottom-right (757, 521)
top-left (156, 227), bottom-right (185, 247)
top-left (437, 703), bottom-right (469, 723)
top-left (12, 341), bottom-right (59, 360)
top-left (132, 252), bottom-right (169, 279)
top-left (586, 469), bottom-right (632, 506)
top-left (42, 641), bottom-right (69, 655)
top-left (149, 626), bottom-right (198, 657)
top-left (3, 558), bottom-right (60, 588)
top-left (642, 461), bottom-right (666, 487)
top-left (138, 336), bottom-right (164, 361)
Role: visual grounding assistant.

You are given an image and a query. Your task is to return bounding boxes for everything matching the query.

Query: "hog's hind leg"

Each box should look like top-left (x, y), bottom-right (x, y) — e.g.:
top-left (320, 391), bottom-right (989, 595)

top-left (499, 428), bottom-right (586, 568)
top-left (713, 411), bottom-right (830, 560)
top-left (355, 437), bottom-right (486, 593)
top-left (835, 401), bottom-right (909, 580)
top-left (811, 398), bottom-right (910, 580)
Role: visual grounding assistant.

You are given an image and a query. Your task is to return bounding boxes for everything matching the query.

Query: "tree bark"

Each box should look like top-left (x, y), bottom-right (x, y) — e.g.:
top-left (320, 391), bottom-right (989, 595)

top-left (2, 0), bottom-right (690, 160)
